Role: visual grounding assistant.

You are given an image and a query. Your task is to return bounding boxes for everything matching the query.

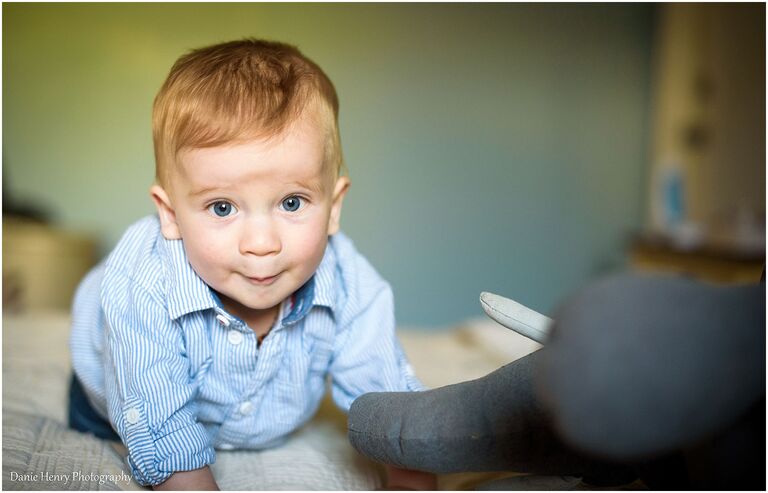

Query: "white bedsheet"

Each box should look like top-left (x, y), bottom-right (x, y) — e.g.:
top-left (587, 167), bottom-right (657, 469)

top-left (2, 311), bottom-right (540, 490)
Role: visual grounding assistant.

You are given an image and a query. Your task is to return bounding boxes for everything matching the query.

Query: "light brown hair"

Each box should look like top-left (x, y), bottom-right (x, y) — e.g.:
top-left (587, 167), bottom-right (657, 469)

top-left (152, 38), bottom-right (343, 186)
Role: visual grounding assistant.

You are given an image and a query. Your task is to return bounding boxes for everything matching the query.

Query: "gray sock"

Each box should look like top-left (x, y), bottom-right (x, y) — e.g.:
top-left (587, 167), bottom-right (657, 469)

top-left (348, 350), bottom-right (629, 477)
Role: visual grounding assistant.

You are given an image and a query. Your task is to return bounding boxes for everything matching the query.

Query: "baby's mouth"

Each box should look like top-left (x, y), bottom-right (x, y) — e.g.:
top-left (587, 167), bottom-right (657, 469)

top-left (245, 273), bottom-right (281, 286)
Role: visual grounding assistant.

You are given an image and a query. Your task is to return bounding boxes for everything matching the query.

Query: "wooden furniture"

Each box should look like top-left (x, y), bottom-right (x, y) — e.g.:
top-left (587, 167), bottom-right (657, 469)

top-left (629, 236), bottom-right (764, 284)
top-left (2, 217), bottom-right (98, 312)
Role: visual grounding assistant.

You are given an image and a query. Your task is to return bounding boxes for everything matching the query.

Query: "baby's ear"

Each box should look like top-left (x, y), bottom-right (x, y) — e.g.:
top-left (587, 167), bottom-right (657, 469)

top-left (327, 176), bottom-right (350, 236)
top-left (150, 185), bottom-right (182, 240)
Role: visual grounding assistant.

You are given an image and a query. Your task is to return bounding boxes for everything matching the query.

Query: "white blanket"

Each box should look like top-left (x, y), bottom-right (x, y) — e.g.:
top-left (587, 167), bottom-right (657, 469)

top-left (2, 311), bottom-right (540, 490)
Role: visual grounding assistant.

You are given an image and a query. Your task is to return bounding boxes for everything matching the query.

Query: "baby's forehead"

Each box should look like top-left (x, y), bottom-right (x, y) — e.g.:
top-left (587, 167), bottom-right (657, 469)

top-left (176, 133), bottom-right (330, 189)
top-left (164, 103), bottom-right (339, 190)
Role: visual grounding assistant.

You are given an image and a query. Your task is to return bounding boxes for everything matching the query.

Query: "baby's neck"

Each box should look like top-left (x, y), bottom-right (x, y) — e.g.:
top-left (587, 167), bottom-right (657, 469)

top-left (220, 297), bottom-right (281, 341)
top-left (244, 306), bottom-right (280, 343)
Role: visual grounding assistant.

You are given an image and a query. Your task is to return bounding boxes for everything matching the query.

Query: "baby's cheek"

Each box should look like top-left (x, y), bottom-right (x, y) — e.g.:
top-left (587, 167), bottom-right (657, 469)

top-left (304, 227), bottom-right (329, 264)
top-left (187, 237), bottom-right (227, 272)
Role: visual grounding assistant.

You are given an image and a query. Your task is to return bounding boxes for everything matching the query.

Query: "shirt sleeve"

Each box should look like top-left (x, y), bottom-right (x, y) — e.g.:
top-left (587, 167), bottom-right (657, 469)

top-left (328, 283), bottom-right (425, 412)
top-left (101, 278), bottom-right (214, 486)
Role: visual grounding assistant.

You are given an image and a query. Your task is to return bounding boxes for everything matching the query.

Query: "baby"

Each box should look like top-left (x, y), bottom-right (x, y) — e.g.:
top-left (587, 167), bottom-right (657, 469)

top-left (69, 39), bottom-right (435, 490)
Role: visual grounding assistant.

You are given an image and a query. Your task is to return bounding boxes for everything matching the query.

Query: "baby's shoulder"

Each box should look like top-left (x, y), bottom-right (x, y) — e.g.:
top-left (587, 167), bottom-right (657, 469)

top-left (327, 232), bottom-right (391, 320)
top-left (102, 215), bottom-right (166, 296)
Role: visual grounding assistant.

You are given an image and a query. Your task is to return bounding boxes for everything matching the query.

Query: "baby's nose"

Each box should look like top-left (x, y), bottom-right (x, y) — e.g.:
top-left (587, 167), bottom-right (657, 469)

top-left (240, 220), bottom-right (281, 256)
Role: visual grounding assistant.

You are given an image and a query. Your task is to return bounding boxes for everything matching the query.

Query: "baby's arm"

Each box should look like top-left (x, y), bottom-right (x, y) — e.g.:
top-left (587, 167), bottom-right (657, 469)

top-left (327, 284), bottom-right (432, 488)
top-left (102, 280), bottom-right (215, 487)
top-left (384, 465), bottom-right (436, 490)
top-left (154, 467), bottom-right (219, 491)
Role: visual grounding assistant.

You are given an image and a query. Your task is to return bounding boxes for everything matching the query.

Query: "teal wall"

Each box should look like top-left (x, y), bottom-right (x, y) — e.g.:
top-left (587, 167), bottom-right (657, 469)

top-left (4, 3), bottom-right (654, 326)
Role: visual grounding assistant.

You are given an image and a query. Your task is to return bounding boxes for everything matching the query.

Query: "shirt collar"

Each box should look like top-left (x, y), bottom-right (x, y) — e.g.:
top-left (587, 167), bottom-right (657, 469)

top-left (159, 231), bottom-right (339, 322)
top-left (283, 239), bottom-right (338, 324)
top-left (160, 236), bottom-right (220, 320)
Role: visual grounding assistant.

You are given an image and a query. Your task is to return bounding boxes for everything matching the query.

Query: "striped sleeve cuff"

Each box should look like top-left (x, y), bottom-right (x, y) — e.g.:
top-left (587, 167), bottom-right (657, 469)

top-left (118, 397), bottom-right (215, 486)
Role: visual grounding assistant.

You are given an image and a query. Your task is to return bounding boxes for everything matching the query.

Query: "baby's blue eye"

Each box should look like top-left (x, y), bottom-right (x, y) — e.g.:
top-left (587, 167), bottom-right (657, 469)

top-left (208, 201), bottom-right (237, 217)
top-left (281, 196), bottom-right (302, 212)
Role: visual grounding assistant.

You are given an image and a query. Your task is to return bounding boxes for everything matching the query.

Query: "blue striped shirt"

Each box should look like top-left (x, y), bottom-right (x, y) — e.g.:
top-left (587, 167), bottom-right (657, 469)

top-left (69, 215), bottom-right (422, 486)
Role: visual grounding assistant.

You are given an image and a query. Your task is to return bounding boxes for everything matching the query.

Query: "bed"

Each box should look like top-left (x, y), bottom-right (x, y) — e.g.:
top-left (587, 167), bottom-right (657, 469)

top-left (3, 310), bottom-right (556, 490)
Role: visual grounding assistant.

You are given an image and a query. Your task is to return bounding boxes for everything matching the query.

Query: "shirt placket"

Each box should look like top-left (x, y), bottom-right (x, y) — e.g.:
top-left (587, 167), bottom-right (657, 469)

top-left (213, 303), bottom-right (293, 447)
top-left (212, 308), bottom-right (259, 448)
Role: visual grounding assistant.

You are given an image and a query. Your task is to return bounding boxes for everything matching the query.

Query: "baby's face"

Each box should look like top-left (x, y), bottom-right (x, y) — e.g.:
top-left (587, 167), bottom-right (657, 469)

top-left (152, 115), bottom-right (348, 321)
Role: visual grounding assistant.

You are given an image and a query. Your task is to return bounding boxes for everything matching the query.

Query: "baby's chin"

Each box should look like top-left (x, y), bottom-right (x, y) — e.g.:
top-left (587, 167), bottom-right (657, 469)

top-left (218, 271), bottom-right (315, 312)
top-left (215, 288), bottom-right (285, 315)
top-left (230, 293), bottom-right (286, 312)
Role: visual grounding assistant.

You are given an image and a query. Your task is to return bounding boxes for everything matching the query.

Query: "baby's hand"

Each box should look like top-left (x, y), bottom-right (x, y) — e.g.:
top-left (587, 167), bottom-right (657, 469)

top-left (153, 466), bottom-right (219, 490)
top-left (383, 465), bottom-right (436, 490)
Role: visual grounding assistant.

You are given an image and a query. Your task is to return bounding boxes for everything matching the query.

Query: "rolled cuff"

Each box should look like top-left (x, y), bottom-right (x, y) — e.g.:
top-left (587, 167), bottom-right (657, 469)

top-left (118, 397), bottom-right (215, 486)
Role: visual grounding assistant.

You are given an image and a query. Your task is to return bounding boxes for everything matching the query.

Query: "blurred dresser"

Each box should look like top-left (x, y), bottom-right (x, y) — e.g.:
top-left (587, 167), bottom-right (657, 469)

top-left (3, 217), bottom-right (98, 313)
top-left (629, 236), bottom-right (764, 284)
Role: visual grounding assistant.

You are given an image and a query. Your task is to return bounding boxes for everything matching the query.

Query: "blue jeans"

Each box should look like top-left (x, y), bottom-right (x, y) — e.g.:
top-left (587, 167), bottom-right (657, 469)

top-left (68, 374), bottom-right (121, 441)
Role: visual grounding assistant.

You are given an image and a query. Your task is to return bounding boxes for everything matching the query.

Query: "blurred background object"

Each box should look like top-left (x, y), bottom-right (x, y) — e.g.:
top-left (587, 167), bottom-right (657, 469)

top-left (2, 169), bottom-right (99, 313)
top-left (2, 217), bottom-right (97, 314)
top-left (634, 2), bottom-right (765, 283)
top-left (3, 3), bottom-right (764, 323)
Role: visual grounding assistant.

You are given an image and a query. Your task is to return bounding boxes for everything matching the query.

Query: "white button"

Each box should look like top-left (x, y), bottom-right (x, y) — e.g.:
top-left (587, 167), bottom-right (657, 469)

top-left (238, 401), bottom-right (254, 415)
top-left (227, 330), bottom-right (243, 345)
top-left (216, 314), bottom-right (231, 327)
top-left (125, 407), bottom-right (140, 425)
top-left (219, 443), bottom-right (234, 450)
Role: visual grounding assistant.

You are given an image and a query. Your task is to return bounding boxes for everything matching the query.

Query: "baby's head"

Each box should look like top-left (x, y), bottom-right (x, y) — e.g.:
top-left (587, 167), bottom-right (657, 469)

top-left (149, 39), bottom-right (350, 322)
top-left (153, 38), bottom-right (343, 188)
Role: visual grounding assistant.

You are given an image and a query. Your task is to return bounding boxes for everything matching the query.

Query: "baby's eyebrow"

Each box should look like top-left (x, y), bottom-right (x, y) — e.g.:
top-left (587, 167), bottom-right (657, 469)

top-left (288, 179), bottom-right (323, 194)
top-left (188, 185), bottom-right (225, 197)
